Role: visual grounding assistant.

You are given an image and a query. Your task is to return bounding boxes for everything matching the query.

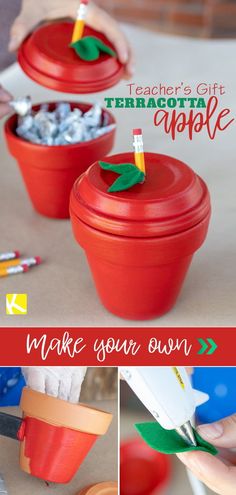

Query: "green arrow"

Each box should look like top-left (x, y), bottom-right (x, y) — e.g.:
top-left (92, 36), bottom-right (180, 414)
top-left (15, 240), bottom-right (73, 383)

top-left (207, 338), bottom-right (218, 355)
top-left (197, 338), bottom-right (218, 355)
top-left (198, 338), bottom-right (209, 355)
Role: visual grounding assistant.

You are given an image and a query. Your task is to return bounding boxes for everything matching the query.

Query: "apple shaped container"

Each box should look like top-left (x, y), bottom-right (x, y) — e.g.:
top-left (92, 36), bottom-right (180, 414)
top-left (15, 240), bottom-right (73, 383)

top-left (70, 152), bottom-right (211, 320)
top-left (17, 23), bottom-right (124, 93)
top-left (0, 387), bottom-right (112, 483)
top-left (4, 102), bottom-right (116, 219)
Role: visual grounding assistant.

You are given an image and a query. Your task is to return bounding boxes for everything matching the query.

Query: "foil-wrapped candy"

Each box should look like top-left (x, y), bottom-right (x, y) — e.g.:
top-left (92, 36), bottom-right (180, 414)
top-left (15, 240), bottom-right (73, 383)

top-left (15, 100), bottom-right (116, 146)
top-left (9, 96), bottom-right (32, 116)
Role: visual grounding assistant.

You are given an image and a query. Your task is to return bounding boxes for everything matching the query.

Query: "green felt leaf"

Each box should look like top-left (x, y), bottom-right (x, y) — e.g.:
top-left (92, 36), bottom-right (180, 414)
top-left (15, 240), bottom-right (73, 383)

top-left (108, 169), bottom-right (145, 193)
top-left (70, 36), bottom-right (116, 61)
top-left (95, 38), bottom-right (116, 57)
top-left (99, 160), bottom-right (145, 193)
top-left (99, 161), bottom-right (138, 175)
top-left (135, 422), bottom-right (218, 456)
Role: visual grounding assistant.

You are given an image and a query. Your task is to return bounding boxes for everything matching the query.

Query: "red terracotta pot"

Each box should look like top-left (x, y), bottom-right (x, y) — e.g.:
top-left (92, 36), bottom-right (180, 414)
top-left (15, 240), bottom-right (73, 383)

top-left (0, 388), bottom-right (113, 484)
top-left (4, 102), bottom-right (116, 218)
top-left (19, 416), bottom-right (98, 483)
top-left (17, 388), bottom-right (113, 483)
top-left (120, 438), bottom-right (171, 495)
top-left (70, 152), bottom-right (211, 320)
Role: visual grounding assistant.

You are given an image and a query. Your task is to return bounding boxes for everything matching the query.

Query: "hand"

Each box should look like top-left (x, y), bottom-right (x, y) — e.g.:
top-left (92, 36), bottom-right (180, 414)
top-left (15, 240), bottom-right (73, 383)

top-left (9, 0), bottom-right (134, 79)
top-left (22, 366), bottom-right (87, 403)
top-left (0, 86), bottom-right (12, 119)
top-left (177, 415), bottom-right (236, 495)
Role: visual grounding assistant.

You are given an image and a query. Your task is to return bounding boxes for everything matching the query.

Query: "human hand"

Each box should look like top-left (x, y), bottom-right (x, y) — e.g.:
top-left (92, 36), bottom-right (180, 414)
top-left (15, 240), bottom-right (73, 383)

top-left (177, 414), bottom-right (236, 495)
top-left (0, 86), bottom-right (12, 119)
top-left (22, 366), bottom-right (87, 403)
top-left (9, 0), bottom-right (134, 78)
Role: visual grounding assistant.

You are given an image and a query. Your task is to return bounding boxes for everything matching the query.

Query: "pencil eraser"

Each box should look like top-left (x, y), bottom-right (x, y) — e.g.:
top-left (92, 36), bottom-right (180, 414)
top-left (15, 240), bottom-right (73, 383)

top-left (22, 264), bottom-right (29, 273)
top-left (14, 250), bottom-right (20, 258)
top-left (35, 256), bottom-right (42, 265)
top-left (133, 128), bottom-right (142, 136)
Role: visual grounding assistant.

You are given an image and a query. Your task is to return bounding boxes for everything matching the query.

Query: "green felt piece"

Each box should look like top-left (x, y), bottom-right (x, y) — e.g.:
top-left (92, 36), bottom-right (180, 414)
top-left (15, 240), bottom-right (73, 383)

top-left (99, 161), bottom-right (145, 193)
top-left (135, 422), bottom-right (218, 456)
top-left (108, 169), bottom-right (145, 192)
top-left (99, 162), bottom-right (138, 175)
top-left (70, 36), bottom-right (116, 61)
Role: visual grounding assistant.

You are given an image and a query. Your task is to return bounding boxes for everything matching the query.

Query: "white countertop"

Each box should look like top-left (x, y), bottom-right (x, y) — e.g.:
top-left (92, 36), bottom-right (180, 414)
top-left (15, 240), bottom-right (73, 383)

top-left (0, 24), bottom-right (236, 326)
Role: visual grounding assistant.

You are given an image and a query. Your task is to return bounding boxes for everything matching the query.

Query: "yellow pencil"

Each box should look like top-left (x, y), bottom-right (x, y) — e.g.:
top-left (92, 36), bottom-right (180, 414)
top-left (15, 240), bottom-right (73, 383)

top-left (133, 128), bottom-right (146, 174)
top-left (0, 250), bottom-right (20, 262)
top-left (72, 0), bottom-right (89, 43)
top-left (0, 264), bottom-right (29, 278)
top-left (0, 256), bottom-right (41, 269)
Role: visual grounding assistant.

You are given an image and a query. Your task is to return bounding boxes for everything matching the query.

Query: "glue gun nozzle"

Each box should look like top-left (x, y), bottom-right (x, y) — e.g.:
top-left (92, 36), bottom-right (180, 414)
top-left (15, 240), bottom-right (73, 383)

top-left (176, 421), bottom-right (197, 447)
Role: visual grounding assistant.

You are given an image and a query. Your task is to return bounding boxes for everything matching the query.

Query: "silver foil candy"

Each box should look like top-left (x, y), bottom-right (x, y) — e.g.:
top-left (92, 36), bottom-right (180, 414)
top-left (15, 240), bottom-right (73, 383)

top-left (55, 102), bottom-right (71, 121)
top-left (10, 96), bottom-right (32, 116)
top-left (83, 102), bottom-right (102, 128)
top-left (16, 101), bottom-right (114, 146)
top-left (94, 124), bottom-right (116, 138)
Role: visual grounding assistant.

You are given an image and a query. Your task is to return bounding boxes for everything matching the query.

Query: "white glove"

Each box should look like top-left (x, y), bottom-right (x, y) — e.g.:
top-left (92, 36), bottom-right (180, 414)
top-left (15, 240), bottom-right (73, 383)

top-left (22, 367), bottom-right (87, 403)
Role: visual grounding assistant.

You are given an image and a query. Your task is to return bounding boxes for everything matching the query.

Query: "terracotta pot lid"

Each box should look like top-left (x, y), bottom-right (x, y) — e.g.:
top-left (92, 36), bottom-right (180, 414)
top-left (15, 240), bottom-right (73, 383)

top-left (70, 152), bottom-right (211, 238)
top-left (77, 482), bottom-right (118, 495)
top-left (20, 388), bottom-right (112, 435)
top-left (18, 22), bottom-right (124, 94)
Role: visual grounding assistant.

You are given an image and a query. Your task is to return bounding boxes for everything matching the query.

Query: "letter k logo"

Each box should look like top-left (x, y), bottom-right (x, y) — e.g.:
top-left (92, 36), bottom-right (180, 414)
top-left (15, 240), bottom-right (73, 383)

top-left (6, 294), bottom-right (28, 315)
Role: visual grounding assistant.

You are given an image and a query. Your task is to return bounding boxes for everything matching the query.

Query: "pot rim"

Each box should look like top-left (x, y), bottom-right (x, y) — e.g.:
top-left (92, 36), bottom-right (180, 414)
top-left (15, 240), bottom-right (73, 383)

top-left (20, 387), bottom-right (113, 435)
top-left (77, 481), bottom-right (118, 495)
top-left (70, 152), bottom-right (211, 239)
top-left (4, 101), bottom-right (116, 151)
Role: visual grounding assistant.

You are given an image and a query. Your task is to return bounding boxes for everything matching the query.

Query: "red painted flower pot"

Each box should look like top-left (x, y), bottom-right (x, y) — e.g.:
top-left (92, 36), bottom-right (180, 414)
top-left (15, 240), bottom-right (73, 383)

top-left (4, 102), bottom-right (116, 218)
top-left (0, 388), bottom-right (112, 484)
top-left (120, 438), bottom-right (171, 495)
top-left (70, 152), bottom-right (211, 320)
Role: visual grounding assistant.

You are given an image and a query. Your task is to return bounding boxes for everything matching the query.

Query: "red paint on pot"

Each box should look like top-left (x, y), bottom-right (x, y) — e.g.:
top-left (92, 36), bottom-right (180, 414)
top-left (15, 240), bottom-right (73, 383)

top-left (70, 152), bottom-right (211, 320)
top-left (120, 438), bottom-right (171, 495)
top-left (18, 23), bottom-right (124, 93)
top-left (4, 102), bottom-right (116, 218)
top-left (20, 416), bottom-right (98, 483)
